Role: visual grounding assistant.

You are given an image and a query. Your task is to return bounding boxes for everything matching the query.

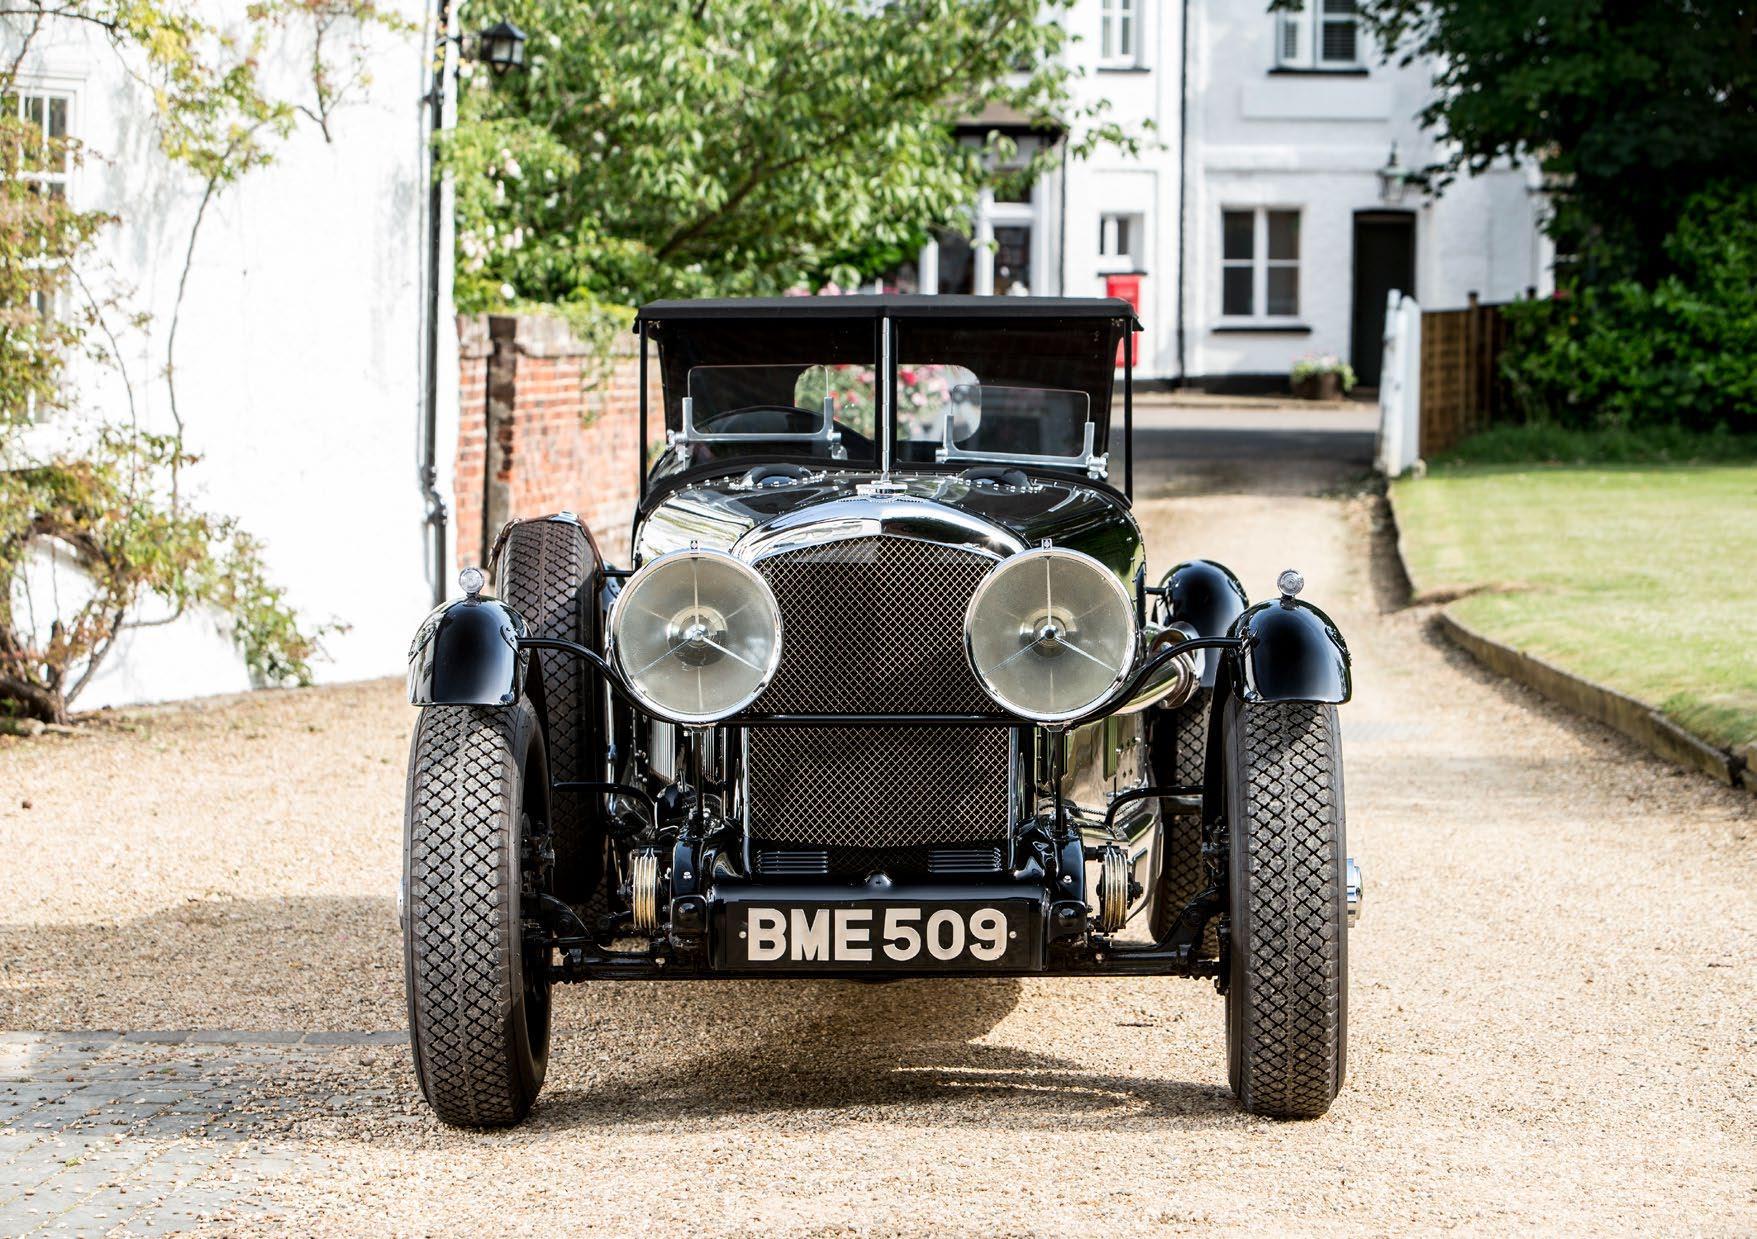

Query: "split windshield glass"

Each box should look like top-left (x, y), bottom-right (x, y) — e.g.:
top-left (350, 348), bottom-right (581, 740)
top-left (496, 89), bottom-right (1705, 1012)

top-left (889, 317), bottom-right (1116, 470)
top-left (655, 317), bottom-right (880, 472)
top-left (647, 308), bottom-right (1122, 479)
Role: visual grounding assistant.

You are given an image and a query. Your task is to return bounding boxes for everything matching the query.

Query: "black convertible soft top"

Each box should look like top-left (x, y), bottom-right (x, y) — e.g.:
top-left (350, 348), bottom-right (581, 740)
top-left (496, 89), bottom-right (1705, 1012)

top-left (636, 293), bottom-right (1140, 328)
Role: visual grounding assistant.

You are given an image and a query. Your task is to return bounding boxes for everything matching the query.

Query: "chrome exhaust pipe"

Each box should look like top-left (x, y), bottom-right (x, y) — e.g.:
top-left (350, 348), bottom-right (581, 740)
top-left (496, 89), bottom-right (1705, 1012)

top-left (1114, 622), bottom-right (1202, 714)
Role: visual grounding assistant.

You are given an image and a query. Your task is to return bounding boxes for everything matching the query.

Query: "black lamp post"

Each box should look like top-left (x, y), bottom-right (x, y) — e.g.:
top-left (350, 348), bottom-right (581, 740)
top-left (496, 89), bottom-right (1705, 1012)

top-left (475, 21), bottom-right (528, 75)
top-left (419, 6), bottom-right (528, 606)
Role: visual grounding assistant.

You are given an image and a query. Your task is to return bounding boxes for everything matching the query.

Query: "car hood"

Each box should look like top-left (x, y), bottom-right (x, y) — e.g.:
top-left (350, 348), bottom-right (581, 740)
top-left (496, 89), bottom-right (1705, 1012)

top-left (632, 469), bottom-right (1143, 583)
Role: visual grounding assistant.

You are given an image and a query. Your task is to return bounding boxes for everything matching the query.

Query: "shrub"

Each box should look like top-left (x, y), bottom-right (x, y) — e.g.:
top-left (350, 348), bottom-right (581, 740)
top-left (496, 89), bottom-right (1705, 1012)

top-left (1502, 183), bottom-right (1757, 434)
top-left (1291, 354), bottom-right (1357, 392)
top-left (1439, 424), bottom-right (1757, 467)
top-left (0, 431), bottom-right (334, 724)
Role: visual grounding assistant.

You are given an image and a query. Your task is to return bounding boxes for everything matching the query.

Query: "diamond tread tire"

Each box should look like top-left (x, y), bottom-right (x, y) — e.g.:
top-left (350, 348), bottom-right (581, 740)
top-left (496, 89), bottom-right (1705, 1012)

top-left (1223, 697), bottom-right (1347, 1119)
top-left (404, 703), bottom-right (550, 1128)
top-left (1150, 688), bottom-right (1212, 947)
top-left (495, 518), bottom-right (604, 906)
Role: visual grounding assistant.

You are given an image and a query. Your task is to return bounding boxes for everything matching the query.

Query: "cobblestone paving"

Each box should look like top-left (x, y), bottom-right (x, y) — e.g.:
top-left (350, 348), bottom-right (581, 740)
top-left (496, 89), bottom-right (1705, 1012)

top-left (0, 1031), bottom-right (400, 1236)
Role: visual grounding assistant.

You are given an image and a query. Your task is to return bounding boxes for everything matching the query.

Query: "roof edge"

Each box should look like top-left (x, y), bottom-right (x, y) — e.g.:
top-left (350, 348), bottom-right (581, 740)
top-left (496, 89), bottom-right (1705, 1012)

top-left (635, 294), bottom-right (1141, 329)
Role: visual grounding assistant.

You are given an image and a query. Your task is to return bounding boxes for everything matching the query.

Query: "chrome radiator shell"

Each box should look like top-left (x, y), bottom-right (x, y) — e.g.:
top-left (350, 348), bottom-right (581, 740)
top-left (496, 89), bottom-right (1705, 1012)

top-left (741, 529), bottom-right (1013, 853)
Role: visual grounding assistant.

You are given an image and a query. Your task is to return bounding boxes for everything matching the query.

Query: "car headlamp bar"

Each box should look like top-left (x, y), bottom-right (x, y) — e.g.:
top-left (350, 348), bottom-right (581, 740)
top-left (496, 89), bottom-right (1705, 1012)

top-left (726, 711), bottom-right (1015, 726)
top-left (524, 632), bottom-right (1239, 729)
top-left (519, 636), bottom-right (644, 711)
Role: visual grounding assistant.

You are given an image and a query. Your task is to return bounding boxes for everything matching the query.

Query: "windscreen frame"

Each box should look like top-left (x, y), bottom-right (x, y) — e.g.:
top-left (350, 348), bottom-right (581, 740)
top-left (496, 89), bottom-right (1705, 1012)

top-left (637, 304), bottom-right (1135, 505)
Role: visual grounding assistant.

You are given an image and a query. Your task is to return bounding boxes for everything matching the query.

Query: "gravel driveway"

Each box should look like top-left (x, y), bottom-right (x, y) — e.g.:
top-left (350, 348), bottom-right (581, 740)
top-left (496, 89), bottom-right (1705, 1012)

top-left (2, 477), bottom-right (1753, 1233)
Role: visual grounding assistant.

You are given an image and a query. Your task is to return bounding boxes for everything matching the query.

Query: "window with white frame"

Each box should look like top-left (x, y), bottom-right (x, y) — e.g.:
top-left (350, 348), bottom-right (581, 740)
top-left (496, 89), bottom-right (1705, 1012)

top-left (5, 88), bottom-right (76, 421)
top-left (6, 89), bottom-right (73, 198)
top-left (1220, 208), bottom-right (1300, 320)
top-left (1099, 0), bottom-right (1138, 66)
top-left (1275, 0), bottom-right (1361, 69)
top-left (1097, 212), bottom-right (1143, 273)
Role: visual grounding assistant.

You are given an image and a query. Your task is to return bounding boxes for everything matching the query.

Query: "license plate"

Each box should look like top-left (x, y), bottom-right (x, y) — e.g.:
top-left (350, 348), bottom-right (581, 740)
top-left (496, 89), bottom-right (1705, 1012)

top-left (722, 902), bottom-right (1036, 971)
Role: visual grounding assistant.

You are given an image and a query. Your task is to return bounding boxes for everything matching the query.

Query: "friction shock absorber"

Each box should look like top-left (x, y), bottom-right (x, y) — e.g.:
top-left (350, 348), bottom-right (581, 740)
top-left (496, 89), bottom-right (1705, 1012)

top-left (629, 848), bottom-right (663, 932)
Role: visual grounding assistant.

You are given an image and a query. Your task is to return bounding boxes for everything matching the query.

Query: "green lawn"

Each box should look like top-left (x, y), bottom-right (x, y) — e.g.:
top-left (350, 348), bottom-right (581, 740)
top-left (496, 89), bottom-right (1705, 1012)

top-left (1391, 464), bottom-right (1757, 751)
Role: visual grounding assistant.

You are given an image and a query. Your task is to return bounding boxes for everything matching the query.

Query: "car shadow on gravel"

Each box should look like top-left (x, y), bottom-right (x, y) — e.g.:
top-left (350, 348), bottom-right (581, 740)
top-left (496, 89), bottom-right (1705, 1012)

top-left (530, 979), bottom-right (1238, 1132)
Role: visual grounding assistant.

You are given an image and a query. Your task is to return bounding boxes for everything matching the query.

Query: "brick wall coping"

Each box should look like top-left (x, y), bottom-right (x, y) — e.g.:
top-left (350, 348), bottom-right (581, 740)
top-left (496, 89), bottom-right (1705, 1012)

top-left (456, 311), bottom-right (645, 360)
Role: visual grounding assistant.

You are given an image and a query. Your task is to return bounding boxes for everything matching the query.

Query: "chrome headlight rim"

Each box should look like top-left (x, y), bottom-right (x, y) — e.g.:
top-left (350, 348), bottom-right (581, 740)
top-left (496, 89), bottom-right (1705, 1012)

top-left (962, 545), bottom-right (1139, 724)
top-left (606, 547), bottom-right (783, 725)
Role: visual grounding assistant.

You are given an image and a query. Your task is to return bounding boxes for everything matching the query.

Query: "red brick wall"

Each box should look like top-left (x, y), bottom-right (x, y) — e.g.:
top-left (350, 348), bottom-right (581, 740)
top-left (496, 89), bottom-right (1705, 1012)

top-left (454, 315), bottom-right (492, 568)
top-left (453, 314), bottom-right (662, 568)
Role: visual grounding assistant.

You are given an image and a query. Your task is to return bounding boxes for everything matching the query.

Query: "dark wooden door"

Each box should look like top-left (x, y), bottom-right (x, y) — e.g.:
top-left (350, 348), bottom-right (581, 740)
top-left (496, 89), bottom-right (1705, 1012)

top-left (1351, 212), bottom-right (1416, 387)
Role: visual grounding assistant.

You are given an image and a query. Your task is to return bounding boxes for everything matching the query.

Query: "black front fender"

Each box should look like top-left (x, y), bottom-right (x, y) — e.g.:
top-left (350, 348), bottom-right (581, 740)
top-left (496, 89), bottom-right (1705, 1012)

top-left (1152, 559), bottom-right (1249, 687)
top-left (407, 596), bottom-right (530, 706)
top-left (1229, 598), bottom-right (1351, 704)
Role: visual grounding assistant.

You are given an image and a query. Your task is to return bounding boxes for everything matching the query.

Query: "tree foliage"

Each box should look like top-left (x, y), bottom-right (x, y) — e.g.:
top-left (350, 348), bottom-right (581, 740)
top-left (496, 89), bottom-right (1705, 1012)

top-left (0, 115), bottom-right (113, 425)
top-left (0, 431), bottom-right (328, 721)
top-left (447, 0), bottom-right (1142, 319)
top-left (1501, 183), bottom-right (1757, 434)
top-left (1361, 0), bottom-right (1757, 286)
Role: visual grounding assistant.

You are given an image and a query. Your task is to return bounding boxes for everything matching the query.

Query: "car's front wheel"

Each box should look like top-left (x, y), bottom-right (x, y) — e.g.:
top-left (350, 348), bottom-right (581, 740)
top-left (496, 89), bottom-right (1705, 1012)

top-left (403, 702), bottom-right (552, 1127)
top-left (1223, 697), bottom-right (1347, 1119)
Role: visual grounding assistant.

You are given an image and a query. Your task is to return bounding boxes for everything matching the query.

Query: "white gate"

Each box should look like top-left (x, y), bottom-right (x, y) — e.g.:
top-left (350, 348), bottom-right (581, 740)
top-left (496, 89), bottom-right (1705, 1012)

top-left (1375, 290), bottom-right (1422, 477)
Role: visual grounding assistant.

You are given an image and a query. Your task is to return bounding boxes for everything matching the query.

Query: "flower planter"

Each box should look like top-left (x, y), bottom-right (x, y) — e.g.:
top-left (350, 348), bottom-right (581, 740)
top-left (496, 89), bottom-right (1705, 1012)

top-left (1292, 371), bottom-right (1344, 402)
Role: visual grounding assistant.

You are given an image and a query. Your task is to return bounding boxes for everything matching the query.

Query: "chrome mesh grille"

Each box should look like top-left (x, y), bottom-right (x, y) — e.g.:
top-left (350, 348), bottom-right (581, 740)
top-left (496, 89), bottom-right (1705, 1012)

top-left (753, 536), bottom-right (995, 714)
top-left (747, 726), bottom-right (1010, 848)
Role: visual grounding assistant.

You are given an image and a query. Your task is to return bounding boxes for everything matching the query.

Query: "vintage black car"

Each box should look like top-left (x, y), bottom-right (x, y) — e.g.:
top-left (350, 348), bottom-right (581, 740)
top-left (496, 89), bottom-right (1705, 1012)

top-left (403, 295), bottom-right (1360, 1127)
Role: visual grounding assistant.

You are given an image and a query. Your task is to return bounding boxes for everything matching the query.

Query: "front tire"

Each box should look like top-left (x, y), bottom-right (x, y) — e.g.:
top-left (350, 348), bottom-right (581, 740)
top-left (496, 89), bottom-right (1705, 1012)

top-left (404, 703), bottom-right (552, 1127)
top-left (1223, 697), bottom-right (1347, 1119)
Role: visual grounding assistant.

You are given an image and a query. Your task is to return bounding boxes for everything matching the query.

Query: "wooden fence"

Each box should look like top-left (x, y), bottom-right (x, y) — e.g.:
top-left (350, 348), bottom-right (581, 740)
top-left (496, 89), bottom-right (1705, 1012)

top-left (1420, 293), bottom-right (1515, 457)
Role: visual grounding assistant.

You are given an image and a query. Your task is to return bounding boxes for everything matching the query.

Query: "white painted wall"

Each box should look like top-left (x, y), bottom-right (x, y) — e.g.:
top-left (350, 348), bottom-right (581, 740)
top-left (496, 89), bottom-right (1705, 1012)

top-left (1051, 0), bottom-right (1549, 382)
top-left (3, 3), bottom-right (453, 710)
top-left (1055, 0), bottom-right (1182, 376)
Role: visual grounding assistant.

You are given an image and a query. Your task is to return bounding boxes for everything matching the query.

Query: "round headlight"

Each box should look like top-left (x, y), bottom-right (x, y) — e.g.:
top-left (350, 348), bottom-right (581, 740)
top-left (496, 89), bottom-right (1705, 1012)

top-left (964, 547), bottom-right (1138, 723)
top-left (608, 549), bottom-right (782, 724)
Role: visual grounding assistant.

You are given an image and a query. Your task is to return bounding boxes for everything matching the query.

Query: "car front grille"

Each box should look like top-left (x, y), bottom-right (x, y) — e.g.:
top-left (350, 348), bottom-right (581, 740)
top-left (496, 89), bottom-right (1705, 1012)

top-left (744, 533), bottom-right (1011, 853)
top-left (754, 844), bottom-right (1006, 880)
top-left (746, 725), bottom-right (1010, 850)
top-left (752, 535), bottom-right (995, 714)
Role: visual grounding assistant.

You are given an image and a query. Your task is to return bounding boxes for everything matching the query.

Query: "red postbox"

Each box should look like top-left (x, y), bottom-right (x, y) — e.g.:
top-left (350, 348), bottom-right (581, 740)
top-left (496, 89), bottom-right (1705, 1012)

top-left (1105, 273), bottom-right (1144, 368)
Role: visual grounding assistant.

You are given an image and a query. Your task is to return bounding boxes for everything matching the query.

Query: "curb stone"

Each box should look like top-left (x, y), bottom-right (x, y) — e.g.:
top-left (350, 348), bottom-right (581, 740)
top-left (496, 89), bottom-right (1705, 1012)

top-left (1384, 489), bottom-right (1751, 794)
top-left (1434, 612), bottom-right (1740, 786)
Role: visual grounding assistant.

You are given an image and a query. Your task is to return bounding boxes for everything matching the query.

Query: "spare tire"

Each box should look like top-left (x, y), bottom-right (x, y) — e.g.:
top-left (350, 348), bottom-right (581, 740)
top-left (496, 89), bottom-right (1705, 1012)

top-left (493, 516), bottom-right (607, 906)
top-left (1149, 687), bottom-right (1213, 949)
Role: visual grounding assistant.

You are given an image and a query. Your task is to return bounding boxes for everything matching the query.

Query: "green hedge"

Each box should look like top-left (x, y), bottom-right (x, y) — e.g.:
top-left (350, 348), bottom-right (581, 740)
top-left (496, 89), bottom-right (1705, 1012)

top-left (1502, 184), bottom-right (1757, 434)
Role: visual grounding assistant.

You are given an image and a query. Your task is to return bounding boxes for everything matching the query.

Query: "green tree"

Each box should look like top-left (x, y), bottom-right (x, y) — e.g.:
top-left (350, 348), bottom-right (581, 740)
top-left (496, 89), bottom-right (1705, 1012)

top-left (448, 0), bottom-right (1141, 321)
top-left (1359, 0), bottom-right (1757, 285)
top-left (1500, 182), bottom-right (1757, 434)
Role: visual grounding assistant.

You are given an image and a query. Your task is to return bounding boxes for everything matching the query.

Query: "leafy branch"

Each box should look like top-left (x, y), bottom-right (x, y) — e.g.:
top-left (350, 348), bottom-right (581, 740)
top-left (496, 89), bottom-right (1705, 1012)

top-left (0, 0), bottom-right (400, 721)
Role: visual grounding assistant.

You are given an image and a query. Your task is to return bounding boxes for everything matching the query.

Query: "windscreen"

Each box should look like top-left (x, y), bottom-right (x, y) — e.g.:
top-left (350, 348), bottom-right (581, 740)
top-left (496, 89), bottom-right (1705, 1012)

top-left (891, 317), bottom-right (1119, 470)
top-left (653, 318), bottom-right (879, 473)
top-left (647, 310), bottom-right (1123, 482)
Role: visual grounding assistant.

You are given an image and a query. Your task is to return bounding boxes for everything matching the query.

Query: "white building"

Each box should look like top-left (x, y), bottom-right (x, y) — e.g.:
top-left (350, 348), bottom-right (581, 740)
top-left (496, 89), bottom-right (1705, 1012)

top-left (2, 4), bottom-right (456, 710)
top-left (910, 0), bottom-right (1551, 388)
